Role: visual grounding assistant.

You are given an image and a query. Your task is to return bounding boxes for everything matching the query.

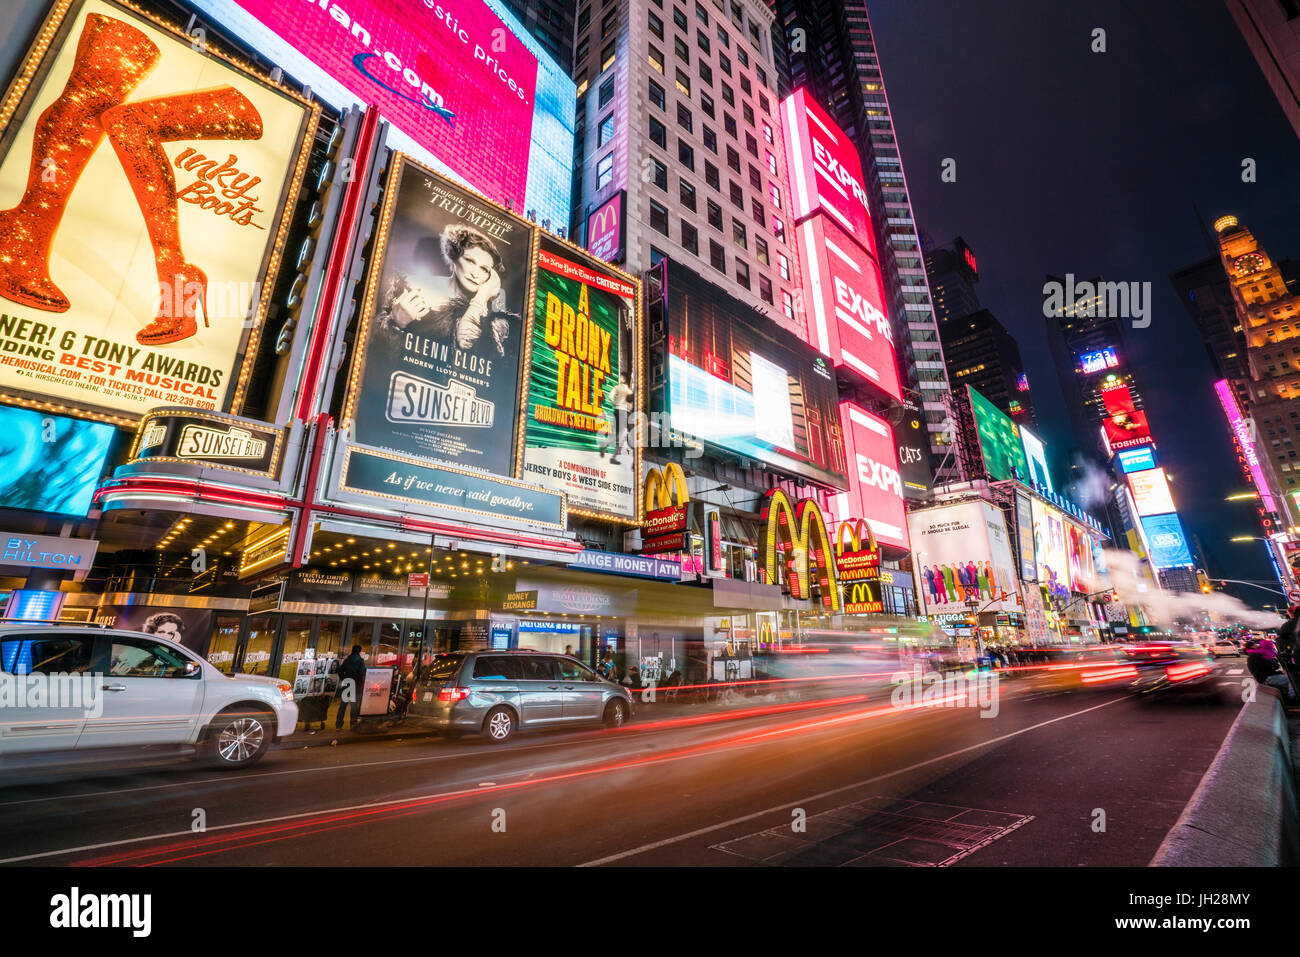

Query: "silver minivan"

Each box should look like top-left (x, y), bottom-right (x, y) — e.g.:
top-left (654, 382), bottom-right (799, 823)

top-left (407, 650), bottom-right (634, 742)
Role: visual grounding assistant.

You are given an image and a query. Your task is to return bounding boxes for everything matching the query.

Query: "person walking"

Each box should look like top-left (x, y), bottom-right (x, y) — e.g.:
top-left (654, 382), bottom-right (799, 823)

top-left (335, 644), bottom-right (367, 732)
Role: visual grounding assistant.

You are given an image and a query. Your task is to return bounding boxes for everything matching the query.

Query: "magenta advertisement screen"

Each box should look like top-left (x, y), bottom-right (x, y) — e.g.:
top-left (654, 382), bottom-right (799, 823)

top-left (233, 0), bottom-right (539, 211)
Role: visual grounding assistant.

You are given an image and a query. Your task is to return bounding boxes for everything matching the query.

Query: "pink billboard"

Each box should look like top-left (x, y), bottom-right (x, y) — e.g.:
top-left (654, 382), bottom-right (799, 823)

top-left (797, 213), bottom-right (901, 401)
top-left (827, 402), bottom-right (909, 550)
top-left (586, 191), bottom-right (625, 264)
top-left (234, 0), bottom-right (539, 211)
top-left (1215, 377), bottom-right (1279, 515)
top-left (781, 88), bottom-right (877, 259)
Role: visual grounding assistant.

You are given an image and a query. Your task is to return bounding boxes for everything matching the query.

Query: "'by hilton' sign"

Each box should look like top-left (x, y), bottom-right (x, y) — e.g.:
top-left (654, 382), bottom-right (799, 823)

top-left (1, 533), bottom-right (98, 581)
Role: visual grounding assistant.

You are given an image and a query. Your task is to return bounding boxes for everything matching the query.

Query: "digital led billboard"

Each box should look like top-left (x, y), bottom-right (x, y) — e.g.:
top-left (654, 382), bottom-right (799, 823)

top-left (1129, 467), bottom-right (1176, 517)
top-left (1019, 424), bottom-right (1052, 492)
top-left (585, 191), bottom-right (625, 265)
top-left (662, 260), bottom-right (847, 489)
top-left (781, 88), bottom-right (877, 259)
top-left (795, 213), bottom-right (900, 400)
top-left (0, 404), bottom-right (117, 516)
top-left (0, 0), bottom-right (317, 422)
top-left (190, 0), bottom-right (575, 227)
top-left (968, 385), bottom-right (1030, 483)
top-left (1079, 347), bottom-right (1119, 374)
top-left (1116, 446), bottom-right (1157, 473)
top-left (1030, 497), bottom-right (1070, 599)
top-left (521, 235), bottom-right (639, 521)
top-left (1140, 513), bottom-right (1193, 568)
top-left (826, 402), bottom-right (908, 550)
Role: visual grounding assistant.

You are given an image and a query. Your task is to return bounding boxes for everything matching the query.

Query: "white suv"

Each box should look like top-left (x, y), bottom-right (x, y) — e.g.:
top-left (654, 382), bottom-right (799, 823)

top-left (0, 624), bottom-right (297, 769)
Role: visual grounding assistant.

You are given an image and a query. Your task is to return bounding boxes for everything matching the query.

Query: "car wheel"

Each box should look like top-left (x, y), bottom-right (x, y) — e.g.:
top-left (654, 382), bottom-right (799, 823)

top-left (604, 699), bottom-right (629, 728)
top-left (203, 707), bottom-right (272, 769)
top-left (483, 706), bottom-right (515, 743)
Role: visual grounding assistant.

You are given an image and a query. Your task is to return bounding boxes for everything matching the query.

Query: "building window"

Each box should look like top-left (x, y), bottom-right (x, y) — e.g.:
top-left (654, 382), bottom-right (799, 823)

top-left (745, 133), bottom-right (759, 159)
top-left (732, 218), bottom-right (746, 248)
top-left (649, 80), bottom-right (665, 109)
top-left (697, 30), bottom-right (711, 55)
top-left (759, 274), bottom-right (773, 304)
top-left (703, 126), bottom-right (717, 152)
top-left (726, 144), bottom-right (740, 172)
top-left (762, 121), bottom-right (774, 145)
top-left (677, 102), bottom-right (694, 132)
top-left (759, 91), bottom-right (770, 113)
top-left (597, 152), bottom-right (614, 189)
top-left (578, 5), bottom-right (591, 32)
top-left (598, 75), bottom-right (615, 109)
top-left (755, 236), bottom-right (769, 266)
top-left (724, 114), bottom-right (738, 138)
top-left (602, 7), bottom-right (619, 38)
top-left (675, 68), bottom-right (691, 96)
top-left (766, 150), bottom-right (777, 175)
top-left (680, 178), bottom-right (697, 211)
top-left (729, 180), bottom-right (744, 209)
top-left (721, 84), bottom-right (734, 106)
top-left (750, 198), bottom-right (764, 225)
top-left (710, 239), bottom-right (725, 272)
top-left (782, 289), bottom-right (794, 320)
top-left (648, 44), bottom-right (664, 73)
top-left (716, 24), bottom-right (729, 47)
top-left (777, 252), bottom-right (790, 280)
top-left (696, 1), bottom-right (709, 24)
top-left (651, 157), bottom-right (668, 190)
top-left (698, 60), bottom-right (713, 86)
top-left (701, 91), bottom-right (715, 118)
top-left (675, 37), bottom-right (689, 63)
top-left (736, 42), bottom-right (749, 67)
top-left (705, 161), bottom-right (720, 190)
top-left (736, 259), bottom-right (750, 289)
top-left (681, 220), bottom-right (699, 254)
top-left (707, 199), bottom-right (723, 230)
top-left (772, 215), bottom-right (785, 243)
top-left (650, 245), bottom-right (666, 265)
top-left (673, 6), bottom-right (688, 30)
top-left (601, 40), bottom-right (616, 71)
top-left (678, 139), bottom-right (695, 170)
top-left (768, 182), bottom-right (781, 209)
top-left (598, 112), bottom-right (616, 146)
top-left (748, 164), bottom-right (761, 189)
top-left (649, 199), bottom-right (669, 235)
top-left (649, 116), bottom-right (666, 148)
top-left (719, 51), bottom-right (731, 74)
top-left (577, 37), bottom-right (590, 63)
top-left (648, 10), bottom-right (663, 38)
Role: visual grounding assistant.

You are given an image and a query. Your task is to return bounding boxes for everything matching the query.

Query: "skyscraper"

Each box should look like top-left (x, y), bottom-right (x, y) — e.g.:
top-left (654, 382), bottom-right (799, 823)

top-left (1169, 254), bottom-right (1251, 412)
top-left (1225, 0), bottom-right (1300, 140)
top-left (773, 0), bottom-right (958, 484)
top-left (497, 0), bottom-right (578, 73)
top-left (924, 236), bottom-right (981, 326)
top-left (940, 309), bottom-right (1037, 428)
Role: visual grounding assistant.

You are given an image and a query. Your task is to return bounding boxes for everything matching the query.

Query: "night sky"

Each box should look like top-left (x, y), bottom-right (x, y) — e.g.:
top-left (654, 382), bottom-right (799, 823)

top-left (870, 0), bottom-right (1300, 607)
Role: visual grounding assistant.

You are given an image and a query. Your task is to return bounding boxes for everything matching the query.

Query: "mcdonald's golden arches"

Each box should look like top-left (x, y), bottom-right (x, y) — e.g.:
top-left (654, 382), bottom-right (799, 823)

top-left (760, 488), bottom-right (840, 612)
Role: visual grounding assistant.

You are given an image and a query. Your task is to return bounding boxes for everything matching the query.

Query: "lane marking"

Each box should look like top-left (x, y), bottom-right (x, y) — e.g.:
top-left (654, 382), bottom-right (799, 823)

top-left (577, 695), bottom-right (1129, 866)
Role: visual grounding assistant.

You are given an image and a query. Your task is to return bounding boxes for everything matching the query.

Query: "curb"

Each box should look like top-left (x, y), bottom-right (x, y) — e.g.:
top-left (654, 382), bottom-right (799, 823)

top-left (1150, 686), bottom-right (1298, 867)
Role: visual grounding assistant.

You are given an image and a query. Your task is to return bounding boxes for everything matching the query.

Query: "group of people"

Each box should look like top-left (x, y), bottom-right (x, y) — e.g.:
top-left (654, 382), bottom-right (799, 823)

top-left (919, 561), bottom-right (1010, 607)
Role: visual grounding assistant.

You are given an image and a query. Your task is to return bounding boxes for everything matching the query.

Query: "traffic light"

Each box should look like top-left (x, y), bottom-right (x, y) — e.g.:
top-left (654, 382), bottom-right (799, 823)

top-left (1196, 569), bottom-right (1212, 594)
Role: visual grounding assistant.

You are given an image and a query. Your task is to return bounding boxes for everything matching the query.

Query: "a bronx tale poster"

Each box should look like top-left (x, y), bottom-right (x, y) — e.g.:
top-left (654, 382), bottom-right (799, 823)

top-left (522, 234), bottom-right (638, 520)
top-left (349, 156), bottom-right (533, 477)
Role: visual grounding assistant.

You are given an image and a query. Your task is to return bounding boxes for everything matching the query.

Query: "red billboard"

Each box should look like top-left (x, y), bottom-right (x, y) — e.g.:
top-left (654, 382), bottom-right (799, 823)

top-left (780, 89), bottom-right (877, 260)
top-left (827, 403), bottom-right (909, 550)
top-left (234, 0), bottom-right (540, 212)
top-left (796, 213), bottom-right (901, 400)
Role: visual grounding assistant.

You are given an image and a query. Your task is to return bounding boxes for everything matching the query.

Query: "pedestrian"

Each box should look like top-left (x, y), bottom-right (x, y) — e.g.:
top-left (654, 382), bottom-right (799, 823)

top-left (626, 666), bottom-right (643, 690)
top-left (564, 644), bottom-right (574, 657)
top-left (335, 644), bottom-right (367, 732)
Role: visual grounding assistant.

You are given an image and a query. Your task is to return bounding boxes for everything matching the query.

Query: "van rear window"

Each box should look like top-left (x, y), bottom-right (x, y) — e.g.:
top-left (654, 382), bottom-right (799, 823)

top-left (421, 654), bottom-right (465, 682)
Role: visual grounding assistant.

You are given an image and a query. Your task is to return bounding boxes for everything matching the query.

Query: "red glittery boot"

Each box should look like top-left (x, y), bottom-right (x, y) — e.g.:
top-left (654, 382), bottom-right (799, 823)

top-left (0, 13), bottom-right (159, 312)
top-left (100, 85), bottom-right (263, 345)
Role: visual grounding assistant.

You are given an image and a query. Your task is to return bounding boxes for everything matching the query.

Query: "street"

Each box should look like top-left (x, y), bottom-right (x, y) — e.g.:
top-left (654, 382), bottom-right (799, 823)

top-left (0, 664), bottom-right (1247, 867)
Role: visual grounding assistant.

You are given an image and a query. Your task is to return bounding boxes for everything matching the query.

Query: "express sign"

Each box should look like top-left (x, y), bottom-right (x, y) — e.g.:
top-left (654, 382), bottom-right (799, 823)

top-left (781, 88), bottom-right (877, 260)
top-left (796, 213), bottom-right (900, 400)
top-left (827, 403), bottom-right (909, 551)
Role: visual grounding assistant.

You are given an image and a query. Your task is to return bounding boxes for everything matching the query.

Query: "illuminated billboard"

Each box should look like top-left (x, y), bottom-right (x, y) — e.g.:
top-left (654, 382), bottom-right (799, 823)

top-left (1140, 513), bottom-right (1193, 568)
top-left (521, 234), bottom-right (640, 521)
top-left (968, 386), bottom-right (1030, 483)
top-left (344, 155), bottom-right (533, 477)
top-left (661, 260), bottom-right (847, 489)
top-left (1103, 409), bottom-right (1154, 452)
top-left (1066, 523), bottom-right (1097, 593)
top-left (1079, 347), bottom-right (1119, 374)
top-left (1019, 424), bottom-right (1052, 492)
top-left (795, 213), bottom-right (900, 400)
top-left (1030, 497), bottom-right (1069, 599)
top-left (0, 404), bottom-right (117, 516)
top-left (191, 0), bottom-right (575, 227)
top-left (585, 191), bottom-right (625, 265)
top-left (907, 500), bottom-right (1021, 616)
top-left (781, 88), bottom-right (877, 259)
top-left (1129, 467), bottom-right (1176, 517)
top-left (1116, 446), bottom-right (1157, 473)
top-left (0, 0), bottom-right (318, 423)
top-left (826, 402), bottom-right (908, 550)
top-left (1215, 378), bottom-right (1279, 515)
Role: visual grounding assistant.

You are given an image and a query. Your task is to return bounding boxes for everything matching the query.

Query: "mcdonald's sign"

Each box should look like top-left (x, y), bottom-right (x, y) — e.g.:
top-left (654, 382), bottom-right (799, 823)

top-left (835, 519), bottom-right (880, 583)
top-left (586, 191), bottom-right (626, 264)
top-left (642, 463), bottom-right (689, 553)
top-left (844, 580), bottom-right (883, 615)
top-left (761, 489), bottom-right (840, 612)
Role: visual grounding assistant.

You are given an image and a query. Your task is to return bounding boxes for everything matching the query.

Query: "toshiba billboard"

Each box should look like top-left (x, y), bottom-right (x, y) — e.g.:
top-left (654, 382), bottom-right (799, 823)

top-left (796, 213), bottom-right (901, 401)
top-left (827, 402), bottom-right (909, 550)
top-left (781, 88), bottom-right (877, 260)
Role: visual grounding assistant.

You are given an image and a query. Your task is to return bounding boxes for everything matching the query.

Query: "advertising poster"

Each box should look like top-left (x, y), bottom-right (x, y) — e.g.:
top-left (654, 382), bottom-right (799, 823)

top-left (521, 234), bottom-right (638, 520)
top-left (1019, 424), bottom-right (1052, 492)
top-left (826, 402), bottom-right (908, 550)
top-left (347, 155), bottom-right (533, 476)
top-left (585, 191), bottom-right (625, 264)
top-left (98, 604), bottom-right (214, 654)
top-left (204, 0), bottom-right (575, 227)
top-left (907, 500), bottom-right (1021, 616)
top-left (1014, 490), bottom-right (1037, 584)
top-left (662, 260), bottom-right (847, 489)
top-left (1128, 467), bottom-right (1177, 516)
top-left (1066, 524), bottom-right (1097, 594)
top-left (1140, 513), bottom-right (1193, 569)
top-left (968, 385), bottom-right (1030, 483)
top-left (1030, 498), bottom-right (1070, 600)
top-left (0, 404), bottom-right (117, 516)
top-left (896, 396), bottom-right (932, 497)
top-left (0, 0), bottom-right (316, 422)
top-left (1116, 446), bottom-right (1157, 473)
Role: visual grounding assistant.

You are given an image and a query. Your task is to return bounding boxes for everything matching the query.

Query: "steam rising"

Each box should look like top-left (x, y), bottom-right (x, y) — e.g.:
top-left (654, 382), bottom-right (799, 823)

top-left (1098, 548), bottom-right (1283, 629)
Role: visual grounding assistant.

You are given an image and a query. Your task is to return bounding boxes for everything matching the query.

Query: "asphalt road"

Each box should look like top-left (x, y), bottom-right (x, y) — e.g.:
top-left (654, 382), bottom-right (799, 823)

top-left (0, 662), bottom-right (1248, 867)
